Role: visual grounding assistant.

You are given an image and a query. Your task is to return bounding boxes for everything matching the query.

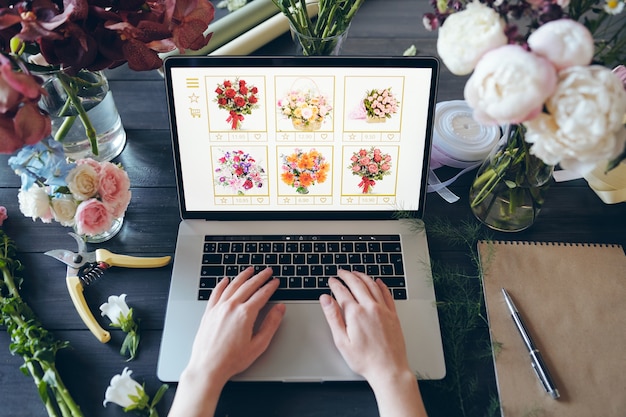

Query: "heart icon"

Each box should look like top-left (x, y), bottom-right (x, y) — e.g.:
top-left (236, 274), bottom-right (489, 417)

top-left (387, 134), bottom-right (395, 140)
top-left (321, 134), bottom-right (328, 139)
top-left (320, 198), bottom-right (327, 203)
top-left (257, 198), bottom-right (264, 203)
top-left (383, 197), bottom-right (390, 203)
top-left (254, 134), bottom-right (262, 140)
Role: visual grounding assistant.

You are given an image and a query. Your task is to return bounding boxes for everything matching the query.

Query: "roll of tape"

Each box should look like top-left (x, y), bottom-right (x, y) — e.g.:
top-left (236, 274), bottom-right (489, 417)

top-left (428, 100), bottom-right (500, 203)
top-left (431, 100), bottom-right (500, 168)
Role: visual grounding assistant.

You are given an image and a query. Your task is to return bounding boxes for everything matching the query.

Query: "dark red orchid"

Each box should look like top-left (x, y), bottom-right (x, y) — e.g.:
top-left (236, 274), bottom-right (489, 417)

top-left (0, 55), bottom-right (51, 153)
top-left (0, 0), bottom-right (214, 153)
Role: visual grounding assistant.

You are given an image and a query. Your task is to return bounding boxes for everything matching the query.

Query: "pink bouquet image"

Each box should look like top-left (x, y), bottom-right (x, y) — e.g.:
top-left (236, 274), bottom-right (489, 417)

top-left (362, 88), bottom-right (399, 122)
top-left (214, 150), bottom-right (265, 195)
top-left (349, 147), bottom-right (392, 193)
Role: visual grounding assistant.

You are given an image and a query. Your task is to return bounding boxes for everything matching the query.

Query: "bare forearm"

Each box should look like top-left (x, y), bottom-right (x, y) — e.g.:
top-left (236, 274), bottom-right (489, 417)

top-left (168, 370), bottom-right (226, 417)
top-left (369, 370), bottom-right (428, 417)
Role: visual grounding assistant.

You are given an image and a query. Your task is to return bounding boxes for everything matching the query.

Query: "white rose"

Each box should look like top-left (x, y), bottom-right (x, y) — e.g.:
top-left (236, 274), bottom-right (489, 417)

top-left (524, 66), bottom-right (626, 174)
top-left (51, 195), bottom-right (78, 226)
top-left (464, 45), bottom-right (558, 125)
top-left (18, 186), bottom-right (53, 223)
top-left (437, 1), bottom-right (508, 75)
top-left (527, 19), bottom-right (594, 70)
top-left (66, 163), bottom-right (99, 200)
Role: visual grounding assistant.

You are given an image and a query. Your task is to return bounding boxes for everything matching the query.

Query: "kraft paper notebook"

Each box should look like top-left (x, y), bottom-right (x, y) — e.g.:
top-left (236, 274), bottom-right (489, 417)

top-left (478, 240), bottom-right (626, 417)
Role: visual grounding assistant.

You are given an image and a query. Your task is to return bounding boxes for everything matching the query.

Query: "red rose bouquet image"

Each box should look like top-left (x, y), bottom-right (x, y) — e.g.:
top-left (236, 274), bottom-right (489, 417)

top-left (215, 78), bottom-right (260, 130)
top-left (349, 147), bottom-right (392, 193)
top-left (214, 149), bottom-right (265, 195)
top-left (280, 148), bottom-right (330, 194)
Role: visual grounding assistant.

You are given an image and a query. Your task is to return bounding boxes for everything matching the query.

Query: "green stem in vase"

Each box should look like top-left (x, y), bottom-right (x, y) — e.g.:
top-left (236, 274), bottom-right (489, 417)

top-left (54, 72), bottom-right (99, 156)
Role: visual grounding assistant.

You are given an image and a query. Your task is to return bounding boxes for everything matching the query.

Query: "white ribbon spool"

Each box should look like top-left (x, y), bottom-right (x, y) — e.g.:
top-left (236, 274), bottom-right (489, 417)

top-left (428, 100), bottom-right (500, 203)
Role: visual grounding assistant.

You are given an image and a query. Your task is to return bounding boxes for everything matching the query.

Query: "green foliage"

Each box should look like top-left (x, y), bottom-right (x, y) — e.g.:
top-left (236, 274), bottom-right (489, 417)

top-left (0, 230), bottom-right (83, 417)
top-left (420, 218), bottom-right (501, 417)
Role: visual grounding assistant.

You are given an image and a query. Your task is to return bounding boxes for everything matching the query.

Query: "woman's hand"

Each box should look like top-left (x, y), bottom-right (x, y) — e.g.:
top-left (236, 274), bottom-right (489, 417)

top-left (168, 267), bottom-right (285, 417)
top-left (319, 269), bottom-right (428, 417)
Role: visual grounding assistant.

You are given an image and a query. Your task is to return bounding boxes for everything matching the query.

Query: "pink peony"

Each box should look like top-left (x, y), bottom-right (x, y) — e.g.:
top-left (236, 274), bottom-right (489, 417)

top-left (464, 45), bottom-right (558, 125)
top-left (74, 198), bottom-right (113, 236)
top-left (527, 19), bottom-right (594, 71)
top-left (0, 206), bottom-right (7, 226)
top-left (98, 162), bottom-right (132, 219)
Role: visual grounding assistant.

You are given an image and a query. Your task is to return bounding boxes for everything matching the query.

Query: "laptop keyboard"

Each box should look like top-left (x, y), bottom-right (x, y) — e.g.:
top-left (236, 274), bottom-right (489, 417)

top-left (198, 235), bottom-right (407, 301)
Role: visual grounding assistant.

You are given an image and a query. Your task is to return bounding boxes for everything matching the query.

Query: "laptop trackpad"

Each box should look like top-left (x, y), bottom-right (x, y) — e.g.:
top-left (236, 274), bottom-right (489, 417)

top-left (235, 302), bottom-right (360, 382)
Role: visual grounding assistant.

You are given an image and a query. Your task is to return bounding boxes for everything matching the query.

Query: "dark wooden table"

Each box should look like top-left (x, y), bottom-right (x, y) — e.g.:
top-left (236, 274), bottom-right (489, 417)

top-left (1, 1), bottom-right (625, 416)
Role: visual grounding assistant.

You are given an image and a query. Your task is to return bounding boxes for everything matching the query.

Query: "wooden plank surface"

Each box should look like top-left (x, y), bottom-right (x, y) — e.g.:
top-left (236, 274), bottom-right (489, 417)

top-left (1, 0), bottom-right (625, 416)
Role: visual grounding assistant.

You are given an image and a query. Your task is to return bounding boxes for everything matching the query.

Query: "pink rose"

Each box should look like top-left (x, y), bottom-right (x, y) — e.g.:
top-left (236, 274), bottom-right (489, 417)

top-left (359, 157), bottom-right (370, 165)
top-left (98, 162), bottom-right (132, 218)
top-left (368, 164), bottom-right (379, 174)
top-left (381, 163), bottom-right (391, 172)
top-left (352, 165), bottom-right (361, 172)
top-left (0, 206), bottom-right (7, 226)
top-left (74, 199), bottom-right (113, 236)
top-left (77, 158), bottom-right (102, 174)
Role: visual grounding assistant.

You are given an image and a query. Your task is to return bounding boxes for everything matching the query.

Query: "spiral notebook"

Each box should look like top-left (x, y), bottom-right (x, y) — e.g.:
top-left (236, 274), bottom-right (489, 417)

top-left (478, 240), bottom-right (626, 417)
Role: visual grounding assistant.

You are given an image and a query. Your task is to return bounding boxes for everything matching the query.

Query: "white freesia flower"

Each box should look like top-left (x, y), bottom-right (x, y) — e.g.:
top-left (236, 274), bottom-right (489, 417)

top-left (437, 1), bottom-right (507, 75)
top-left (103, 367), bottom-right (146, 408)
top-left (101, 294), bottom-right (141, 361)
top-left (100, 294), bottom-right (131, 325)
top-left (528, 19), bottom-right (594, 70)
top-left (524, 65), bottom-right (626, 174)
top-left (66, 163), bottom-right (99, 200)
top-left (50, 195), bottom-right (77, 226)
top-left (464, 45), bottom-right (558, 125)
top-left (18, 185), bottom-right (53, 223)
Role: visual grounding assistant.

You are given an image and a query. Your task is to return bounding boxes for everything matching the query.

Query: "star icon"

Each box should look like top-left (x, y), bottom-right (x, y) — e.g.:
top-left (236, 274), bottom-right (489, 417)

top-left (189, 93), bottom-right (200, 103)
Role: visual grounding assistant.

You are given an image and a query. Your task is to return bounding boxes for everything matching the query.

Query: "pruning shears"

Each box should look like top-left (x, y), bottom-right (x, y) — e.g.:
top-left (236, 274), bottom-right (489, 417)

top-left (44, 233), bottom-right (171, 343)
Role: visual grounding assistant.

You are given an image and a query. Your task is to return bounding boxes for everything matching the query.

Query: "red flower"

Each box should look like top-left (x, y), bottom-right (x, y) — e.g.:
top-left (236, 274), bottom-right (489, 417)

top-left (215, 87), bottom-right (223, 94)
top-left (225, 88), bottom-right (236, 98)
top-left (233, 96), bottom-right (245, 108)
top-left (248, 95), bottom-right (258, 104)
top-left (251, 86), bottom-right (258, 94)
top-left (223, 80), bottom-right (232, 87)
top-left (239, 85), bottom-right (248, 95)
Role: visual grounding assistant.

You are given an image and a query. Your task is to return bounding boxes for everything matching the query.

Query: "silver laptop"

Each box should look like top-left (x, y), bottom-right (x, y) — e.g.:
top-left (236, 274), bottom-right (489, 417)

top-left (157, 56), bottom-right (446, 382)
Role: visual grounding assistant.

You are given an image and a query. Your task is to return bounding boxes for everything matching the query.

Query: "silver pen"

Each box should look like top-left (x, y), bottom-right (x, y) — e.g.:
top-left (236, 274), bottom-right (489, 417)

top-left (501, 288), bottom-right (560, 399)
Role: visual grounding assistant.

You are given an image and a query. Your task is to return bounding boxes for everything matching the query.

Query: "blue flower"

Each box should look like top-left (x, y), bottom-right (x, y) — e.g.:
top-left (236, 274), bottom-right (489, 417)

top-left (8, 138), bottom-right (75, 190)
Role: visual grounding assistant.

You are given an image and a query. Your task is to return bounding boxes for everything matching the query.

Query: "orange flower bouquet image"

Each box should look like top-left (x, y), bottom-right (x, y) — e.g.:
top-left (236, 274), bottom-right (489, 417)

top-left (280, 148), bottom-right (330, 194)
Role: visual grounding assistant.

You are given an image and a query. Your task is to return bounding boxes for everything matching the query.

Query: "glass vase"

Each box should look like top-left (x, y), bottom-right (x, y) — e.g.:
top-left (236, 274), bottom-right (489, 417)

top-left (468, 125), bottom-right (553, 232)
top-left (74, 216), bottom-right (124, 244)
top-left (40, 69), bottom-right (127, 162)
top-left (289, 21), bottom-right (350, 56)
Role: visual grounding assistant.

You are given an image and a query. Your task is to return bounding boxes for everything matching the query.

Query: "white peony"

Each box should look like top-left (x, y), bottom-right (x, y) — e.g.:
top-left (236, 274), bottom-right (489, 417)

top-left (527, 19), bottom-right (594, 70)
top-left (18, 186), bottom-right (53, 223)
top-left (464, 45), bottom-right (558, 125)
top-left (524, 66), bottom-right (626, 174)
top-left (50, 195), bottom-right (77, 226)
top-left (436, 1), bottom-right (508, 76)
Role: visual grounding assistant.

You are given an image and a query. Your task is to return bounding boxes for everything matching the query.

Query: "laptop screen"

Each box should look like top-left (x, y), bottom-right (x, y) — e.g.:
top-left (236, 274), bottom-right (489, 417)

top-left (163, 56), bottom-right (438, 221)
